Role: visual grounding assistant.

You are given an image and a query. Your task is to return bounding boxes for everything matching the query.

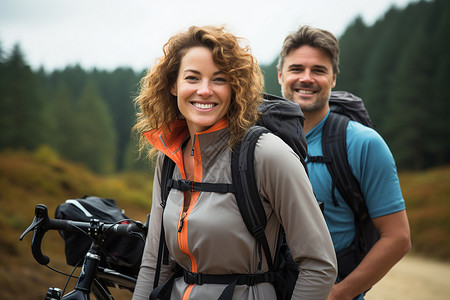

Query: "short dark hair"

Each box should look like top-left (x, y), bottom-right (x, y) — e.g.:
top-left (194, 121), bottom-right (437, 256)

top-left (278, 25), bottom-right (340, 74)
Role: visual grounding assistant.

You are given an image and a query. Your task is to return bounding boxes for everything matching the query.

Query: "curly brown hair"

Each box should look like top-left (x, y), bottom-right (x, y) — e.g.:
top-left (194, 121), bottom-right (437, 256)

top-left (133, 25), bottom-right (264, 157)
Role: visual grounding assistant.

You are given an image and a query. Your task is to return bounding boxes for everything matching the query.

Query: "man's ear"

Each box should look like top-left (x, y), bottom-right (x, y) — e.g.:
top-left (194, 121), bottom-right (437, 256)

top-left (331, 73), bottom-right (337, 89)
top-left (277, 67), bottom-right (283, 85)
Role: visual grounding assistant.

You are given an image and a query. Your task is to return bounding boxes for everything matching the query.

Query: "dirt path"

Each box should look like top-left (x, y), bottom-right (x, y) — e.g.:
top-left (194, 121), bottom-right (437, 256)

top-left (365, 255), bottom-right (450, 300)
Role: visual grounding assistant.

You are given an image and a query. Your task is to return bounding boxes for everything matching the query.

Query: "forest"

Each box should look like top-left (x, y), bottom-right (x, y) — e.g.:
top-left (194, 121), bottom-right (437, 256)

top-left (1, 0), bottom-right (449, 173)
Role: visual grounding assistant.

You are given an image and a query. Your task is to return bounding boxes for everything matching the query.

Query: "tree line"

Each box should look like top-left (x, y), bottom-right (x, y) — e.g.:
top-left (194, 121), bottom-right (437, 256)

top-left (1, 0), bottom-right (448, 172)
top-left (264, 0), bottom-right (450, 170)
top-left (0, 48), bottom-right (148, 173)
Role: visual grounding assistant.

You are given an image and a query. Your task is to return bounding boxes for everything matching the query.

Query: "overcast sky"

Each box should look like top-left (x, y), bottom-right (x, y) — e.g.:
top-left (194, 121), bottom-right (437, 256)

top-left (0, 0), bottom-right (418, 72)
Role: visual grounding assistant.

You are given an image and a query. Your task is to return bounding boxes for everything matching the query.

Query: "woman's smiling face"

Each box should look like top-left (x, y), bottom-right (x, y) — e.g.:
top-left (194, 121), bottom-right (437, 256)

top-left (172, 46), bottom-right (232, 135)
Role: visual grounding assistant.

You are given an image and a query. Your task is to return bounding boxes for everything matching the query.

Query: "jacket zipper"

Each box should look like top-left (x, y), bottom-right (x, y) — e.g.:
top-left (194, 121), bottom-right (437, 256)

top-left (178, 211), bottom-right (187, 232)
top-left (190, 134), bottom-right (195, 156)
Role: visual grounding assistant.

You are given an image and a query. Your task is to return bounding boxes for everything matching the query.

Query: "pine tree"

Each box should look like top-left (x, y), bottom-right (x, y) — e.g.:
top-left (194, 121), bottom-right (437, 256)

top-left (386, 12), bottom-right (433, 169)
top-left (0, 44), bottom-right (47, 150)
top-left (336, 16), bottom-right (371, 95)
top-left (74, 81), bottom-right (117, 173)
top-left (46, 82), bottom-right (79, 159)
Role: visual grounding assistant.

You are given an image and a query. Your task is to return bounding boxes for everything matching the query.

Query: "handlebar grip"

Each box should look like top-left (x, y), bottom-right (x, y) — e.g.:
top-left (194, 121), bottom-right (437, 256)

top-left (31, 228), bottom-right (50, 265)
top-left (49, 218), bottom-right (73, 230)
top-left (112, 223), bottom-right (138, 235)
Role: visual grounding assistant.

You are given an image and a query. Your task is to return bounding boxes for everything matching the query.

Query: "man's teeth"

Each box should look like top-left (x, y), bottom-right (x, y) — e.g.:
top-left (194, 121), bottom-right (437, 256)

top-left (193, 103), bottom-right (215, 109)
top-left (298, 89), bottom-right (314, 94)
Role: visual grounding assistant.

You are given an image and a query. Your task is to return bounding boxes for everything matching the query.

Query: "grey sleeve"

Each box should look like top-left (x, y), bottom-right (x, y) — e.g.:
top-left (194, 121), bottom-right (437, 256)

top-left (132, 154), bottom-right (176, 300)
top-left (255, 133), bottom-right (337, 300)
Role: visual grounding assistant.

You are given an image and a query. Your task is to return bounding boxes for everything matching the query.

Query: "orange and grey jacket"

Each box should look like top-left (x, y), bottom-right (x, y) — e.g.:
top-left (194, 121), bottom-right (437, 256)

top-left (133, 119), bottom-right (337, 300)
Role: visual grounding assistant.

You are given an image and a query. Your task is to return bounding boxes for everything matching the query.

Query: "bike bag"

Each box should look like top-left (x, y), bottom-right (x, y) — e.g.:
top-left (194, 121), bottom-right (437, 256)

top-left (55, 196), bottom-right (145, 277)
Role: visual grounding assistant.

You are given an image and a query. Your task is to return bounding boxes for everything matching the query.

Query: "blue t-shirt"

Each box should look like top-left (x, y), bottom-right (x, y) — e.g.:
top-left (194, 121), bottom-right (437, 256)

top-left (306, 112), bottom-right (405, 249)
top-left (306, 111), bottom-right (405, 299)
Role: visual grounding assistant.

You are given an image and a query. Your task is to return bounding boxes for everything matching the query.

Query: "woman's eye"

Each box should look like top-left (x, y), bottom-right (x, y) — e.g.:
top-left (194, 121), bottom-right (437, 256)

top-left (185, 76), bottom-right (198, 81)
top-left (213, 77), bottom-right (227, 83)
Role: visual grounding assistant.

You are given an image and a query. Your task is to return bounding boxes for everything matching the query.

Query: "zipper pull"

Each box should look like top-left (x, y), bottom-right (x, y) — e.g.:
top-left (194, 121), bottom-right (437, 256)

top-left (178, 212), bottom-right (187, 232)
top-left (190, 135), bottom-right (195, 156)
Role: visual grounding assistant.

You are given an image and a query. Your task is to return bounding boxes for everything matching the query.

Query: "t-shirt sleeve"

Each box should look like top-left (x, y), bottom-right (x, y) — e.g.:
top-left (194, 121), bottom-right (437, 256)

top-left (346, 121), bottom-right (406, 218)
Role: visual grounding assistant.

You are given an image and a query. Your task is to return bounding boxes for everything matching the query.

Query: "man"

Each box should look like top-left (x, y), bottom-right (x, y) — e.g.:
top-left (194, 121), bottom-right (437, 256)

top-left (277, 25), bottom-right (411, 300)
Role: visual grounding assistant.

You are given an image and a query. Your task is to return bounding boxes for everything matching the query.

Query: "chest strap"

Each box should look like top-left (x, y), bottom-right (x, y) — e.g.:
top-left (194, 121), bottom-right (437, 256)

top-left (167, 179), bottom-right (236, 193)
top-left (183, 269), bottom-right (275, 286)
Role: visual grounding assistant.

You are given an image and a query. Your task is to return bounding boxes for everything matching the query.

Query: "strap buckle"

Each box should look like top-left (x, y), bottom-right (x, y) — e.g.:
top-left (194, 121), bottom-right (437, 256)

top-left (246, 274), bottom-right (257, 286)
top-left (180, 180), bottom-right (195, 192)
top-left (184, 271), bottom-right (203, 285)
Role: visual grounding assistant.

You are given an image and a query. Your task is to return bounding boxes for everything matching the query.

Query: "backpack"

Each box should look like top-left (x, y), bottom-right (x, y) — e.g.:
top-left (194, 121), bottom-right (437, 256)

top-left (308, 90), bottom-right (381, 281)
top-left (150, 94), bottom-right (308, 300)
top-left (55, 196), bottom-right (146, 277)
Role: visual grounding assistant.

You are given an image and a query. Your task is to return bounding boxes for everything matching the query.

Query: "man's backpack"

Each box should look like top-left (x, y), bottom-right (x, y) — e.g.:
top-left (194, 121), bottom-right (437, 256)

top-left (150, 94), bottom-right (308, 300)
top-left (308, 90), bottom-right (381, 280)
top-left (55, 196), bottom-right (146, 277)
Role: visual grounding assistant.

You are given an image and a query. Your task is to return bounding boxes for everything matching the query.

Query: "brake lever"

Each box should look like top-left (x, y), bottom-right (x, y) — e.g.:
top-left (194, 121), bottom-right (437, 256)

top-left (19, 204), bottom-right (51, 265)
top-left (20, 204), bottom-right (49, 240)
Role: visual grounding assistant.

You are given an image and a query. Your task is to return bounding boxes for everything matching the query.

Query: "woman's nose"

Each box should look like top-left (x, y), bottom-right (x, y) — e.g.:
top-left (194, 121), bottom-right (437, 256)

top-left (197, 81), bottom-right (213, 96)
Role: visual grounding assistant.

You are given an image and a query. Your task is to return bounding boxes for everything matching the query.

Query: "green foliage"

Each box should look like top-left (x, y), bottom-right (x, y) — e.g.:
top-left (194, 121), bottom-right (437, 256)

top-left (1, 0), bottom-right (449, 172)
top-left (0, 44), bottom-right (48, 150)
top-left (73, 81), bottom-right (117, 173)
top-left (33, 144), bottom-right (60, 165)
top-left (336, 16), bottom-right (372, 95)
top-left (92, 68), bottom-right (141, 170)
top-left (336, 0), bottom-right (450, 170)
top-left (261, 57), bottom-right (282, 96)
top-left (123, 131), bottom-right (156, 173)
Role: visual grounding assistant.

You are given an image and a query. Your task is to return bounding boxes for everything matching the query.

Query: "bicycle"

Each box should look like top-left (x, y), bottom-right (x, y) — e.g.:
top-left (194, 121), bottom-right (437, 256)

top-left (20, 203), bottom-right (147, 300)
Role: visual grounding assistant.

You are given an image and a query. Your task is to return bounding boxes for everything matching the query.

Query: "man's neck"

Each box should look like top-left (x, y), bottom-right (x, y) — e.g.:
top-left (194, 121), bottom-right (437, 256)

top-left (303, 108), bottom-right (329, 134)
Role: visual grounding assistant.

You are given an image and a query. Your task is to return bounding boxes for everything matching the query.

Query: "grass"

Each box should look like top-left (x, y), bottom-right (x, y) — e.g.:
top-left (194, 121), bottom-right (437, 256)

top-left (1, 147), bottom-right (449, 299)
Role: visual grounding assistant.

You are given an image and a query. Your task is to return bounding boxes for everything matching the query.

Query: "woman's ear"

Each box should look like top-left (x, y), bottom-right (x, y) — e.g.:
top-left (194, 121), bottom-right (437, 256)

top-left (170, 84), bottom-right (177, 97)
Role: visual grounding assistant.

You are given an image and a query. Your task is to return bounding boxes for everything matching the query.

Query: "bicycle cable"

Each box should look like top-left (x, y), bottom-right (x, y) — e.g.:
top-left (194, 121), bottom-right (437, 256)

top-left (43, 254), bottom-right (82, 296)
top-left (45, 263), bottom-right (79, 279)
top-left (62, 258), bottom-right (82, 295)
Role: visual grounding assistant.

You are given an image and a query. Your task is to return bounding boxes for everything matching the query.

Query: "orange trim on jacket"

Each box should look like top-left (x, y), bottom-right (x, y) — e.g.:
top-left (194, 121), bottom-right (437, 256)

top-left (144, 118), bottom-right (228, 299)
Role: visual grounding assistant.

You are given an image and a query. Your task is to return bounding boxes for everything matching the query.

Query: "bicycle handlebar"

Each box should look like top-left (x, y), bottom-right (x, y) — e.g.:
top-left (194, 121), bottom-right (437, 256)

top-left (20, 204), bottom-right (146, 266)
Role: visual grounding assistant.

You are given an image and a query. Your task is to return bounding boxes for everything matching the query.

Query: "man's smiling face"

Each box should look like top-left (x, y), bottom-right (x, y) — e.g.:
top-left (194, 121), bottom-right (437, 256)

top-left (278, 45), bottom-right (336, 115)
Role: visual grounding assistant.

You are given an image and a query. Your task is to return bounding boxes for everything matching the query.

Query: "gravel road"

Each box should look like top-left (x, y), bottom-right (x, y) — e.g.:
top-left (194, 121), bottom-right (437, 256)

top-left (365, 255), bottom-right (450, 300)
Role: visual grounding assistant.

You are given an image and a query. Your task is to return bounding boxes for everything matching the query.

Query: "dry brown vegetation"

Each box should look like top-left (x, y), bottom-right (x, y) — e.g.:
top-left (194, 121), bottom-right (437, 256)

top-left (0, 147), bottom-right (152, 299)
top-left (1, 147), bottom-right (449, 299)
top-left (399, 166), bottom-right (450, 260)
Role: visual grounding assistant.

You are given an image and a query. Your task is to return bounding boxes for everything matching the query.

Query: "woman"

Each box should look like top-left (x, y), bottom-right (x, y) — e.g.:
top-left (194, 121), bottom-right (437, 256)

top-left (132, 25), bottom-right (337, 300)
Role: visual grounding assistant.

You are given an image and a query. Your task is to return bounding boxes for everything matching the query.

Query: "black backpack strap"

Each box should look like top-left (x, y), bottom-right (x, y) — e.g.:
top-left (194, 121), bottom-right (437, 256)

top-left (322, 112), bottom-right (380, 279)
top-left (153, 155), bottom-right (176, 289)
top-left (322, 113), bottom-right (367, 219)
top-left (231, 126), bottom-right (274, 270)
top-left (150, 265), bottom-right (183, 300)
